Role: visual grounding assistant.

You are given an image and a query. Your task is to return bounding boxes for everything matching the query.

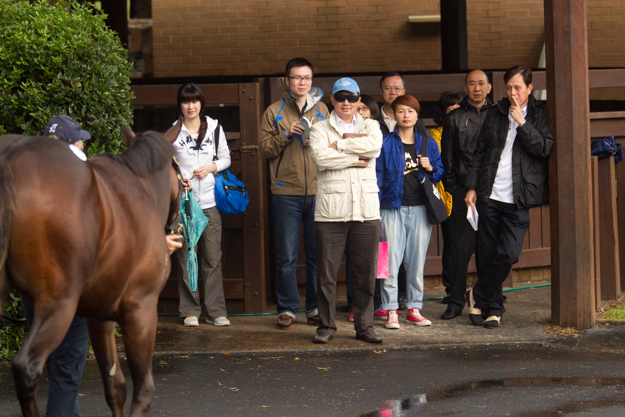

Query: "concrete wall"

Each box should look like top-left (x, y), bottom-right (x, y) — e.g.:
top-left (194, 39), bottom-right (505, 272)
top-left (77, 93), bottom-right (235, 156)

top-left (152, 0), bottom-right (625, 78)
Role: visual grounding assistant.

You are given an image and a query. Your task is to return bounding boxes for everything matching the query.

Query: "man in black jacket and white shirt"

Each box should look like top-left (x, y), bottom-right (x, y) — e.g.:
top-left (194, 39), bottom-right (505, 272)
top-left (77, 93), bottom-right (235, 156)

top-left (440, 70), bottom-right (494, 320)
top-left (464, 65), bottom-right (554, 329)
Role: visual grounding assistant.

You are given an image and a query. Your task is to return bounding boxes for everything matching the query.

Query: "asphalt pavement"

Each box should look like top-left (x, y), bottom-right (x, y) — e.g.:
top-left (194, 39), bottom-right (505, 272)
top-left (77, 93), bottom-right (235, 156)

top-left (3, 286), bottom-right (625, 416)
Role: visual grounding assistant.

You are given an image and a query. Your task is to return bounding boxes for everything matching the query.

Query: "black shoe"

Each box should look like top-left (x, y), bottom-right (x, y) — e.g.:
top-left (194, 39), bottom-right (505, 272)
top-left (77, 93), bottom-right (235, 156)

top-left (484, 316), bottom-right (501, 329)
top-left (440, 308), bottom-right (462, 320)
top-left (440, 295), bottom-right (450, 304)
top-left (355, 332), bottom-right (383, 344)
top-left (398, 300), bottom-right (407, 310)
top-left (502, 295), bottom-right (507, 303)
top-left (313, 333), bottom-right (332, 344)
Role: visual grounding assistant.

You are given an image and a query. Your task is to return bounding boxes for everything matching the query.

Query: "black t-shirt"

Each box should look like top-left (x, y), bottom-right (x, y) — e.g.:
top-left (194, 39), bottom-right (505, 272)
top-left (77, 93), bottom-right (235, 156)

top-left (402, 142), bottom-right (425, 206)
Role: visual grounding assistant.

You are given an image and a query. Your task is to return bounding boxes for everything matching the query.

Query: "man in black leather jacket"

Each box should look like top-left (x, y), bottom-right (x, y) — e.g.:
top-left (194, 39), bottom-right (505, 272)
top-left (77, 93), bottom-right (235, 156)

top-left (464, 65), bottom-right (554, 329)
top-left (439, 69), bottom-right (494, 320)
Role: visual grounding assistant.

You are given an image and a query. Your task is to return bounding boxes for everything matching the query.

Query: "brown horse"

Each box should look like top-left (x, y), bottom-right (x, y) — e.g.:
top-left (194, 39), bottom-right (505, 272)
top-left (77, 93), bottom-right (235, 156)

top-left (0, 130), bottom-right (181, 416)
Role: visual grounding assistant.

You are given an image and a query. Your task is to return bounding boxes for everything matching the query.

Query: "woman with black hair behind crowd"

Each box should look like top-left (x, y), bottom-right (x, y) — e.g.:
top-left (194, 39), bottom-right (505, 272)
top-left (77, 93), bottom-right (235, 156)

top-left (173, 83), bottom-right (231, 328)
top-left (357, 94), bottom-right (380, 121)
top-left (376, 95), bottom-right (444, 330)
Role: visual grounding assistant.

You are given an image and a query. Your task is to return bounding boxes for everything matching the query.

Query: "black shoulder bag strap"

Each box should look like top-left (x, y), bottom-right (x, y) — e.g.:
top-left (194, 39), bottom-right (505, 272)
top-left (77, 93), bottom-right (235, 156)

top-left (212, 123), bottom-right (221, 162)
top-left (420, 131), bottom-right (428, 163)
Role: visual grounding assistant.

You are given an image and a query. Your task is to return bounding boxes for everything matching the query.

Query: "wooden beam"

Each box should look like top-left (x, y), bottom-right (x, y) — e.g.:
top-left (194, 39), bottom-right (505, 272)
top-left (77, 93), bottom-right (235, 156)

top-left (545, 0), bottom-right (595, 329)
top-left (598, 156), bottom-right (621, 299)
top-left (592, 157), bottom-right (601, 311)
top-left (132, 84), bottom-right (240, 106)
top-left (440, 0), bottom-right (468, 72)
top-left (239, 83), bottom-right (267, 313)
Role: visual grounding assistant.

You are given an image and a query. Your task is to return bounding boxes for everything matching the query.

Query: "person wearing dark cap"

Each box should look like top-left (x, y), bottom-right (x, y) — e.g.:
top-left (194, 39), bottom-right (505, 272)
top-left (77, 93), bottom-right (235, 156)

top-left (309, 77), bottom-right (383, 344)
top-left (43, 114), bottom-right (92, 161)
top-left (18, 115), bottom-right (93, 417)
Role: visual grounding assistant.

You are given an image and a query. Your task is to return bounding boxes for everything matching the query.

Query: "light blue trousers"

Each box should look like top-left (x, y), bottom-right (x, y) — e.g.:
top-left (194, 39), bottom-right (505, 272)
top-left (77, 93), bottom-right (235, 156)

top-left (380, 206), bottom-right (432, 310)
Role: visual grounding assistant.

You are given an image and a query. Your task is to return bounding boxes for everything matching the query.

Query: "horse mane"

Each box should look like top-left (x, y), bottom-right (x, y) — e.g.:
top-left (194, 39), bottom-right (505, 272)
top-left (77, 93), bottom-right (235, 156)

top-left (107, 131), bottom-right (174, 177)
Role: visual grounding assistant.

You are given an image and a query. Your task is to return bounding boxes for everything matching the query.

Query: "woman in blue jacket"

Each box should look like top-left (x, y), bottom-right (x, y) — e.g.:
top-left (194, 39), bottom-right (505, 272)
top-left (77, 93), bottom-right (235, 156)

top-left (376, 95), bottom-right (444, 330)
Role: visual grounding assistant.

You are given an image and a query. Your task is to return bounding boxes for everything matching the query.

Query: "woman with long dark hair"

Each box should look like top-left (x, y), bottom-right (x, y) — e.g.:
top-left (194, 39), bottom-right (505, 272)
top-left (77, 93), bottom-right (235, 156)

top-left (173, 83), bottom-right (231, 327)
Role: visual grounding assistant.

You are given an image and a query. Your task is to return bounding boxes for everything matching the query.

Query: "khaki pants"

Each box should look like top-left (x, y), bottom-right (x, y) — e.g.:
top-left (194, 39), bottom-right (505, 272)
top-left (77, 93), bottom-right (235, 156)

top-left (177, 206), bottom-right (227, 320)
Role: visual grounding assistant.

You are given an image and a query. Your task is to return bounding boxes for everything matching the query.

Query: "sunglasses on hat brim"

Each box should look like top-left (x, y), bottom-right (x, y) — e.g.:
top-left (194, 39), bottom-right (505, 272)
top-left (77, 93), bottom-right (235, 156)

top-left (333, 93), bottom-right (360, 103)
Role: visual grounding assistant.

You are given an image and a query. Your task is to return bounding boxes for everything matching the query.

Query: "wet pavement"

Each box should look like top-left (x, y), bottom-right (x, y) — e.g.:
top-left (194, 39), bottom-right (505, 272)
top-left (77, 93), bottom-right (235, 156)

top-left (3, 286), bottom-right (625, 416)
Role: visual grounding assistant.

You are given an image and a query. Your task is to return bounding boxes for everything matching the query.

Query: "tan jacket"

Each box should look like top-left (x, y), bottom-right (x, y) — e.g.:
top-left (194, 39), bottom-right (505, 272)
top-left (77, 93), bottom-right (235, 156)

top-left (309, 112), bottom-right (383, 222)
top-left (259, 88), bottom-right (329, 196)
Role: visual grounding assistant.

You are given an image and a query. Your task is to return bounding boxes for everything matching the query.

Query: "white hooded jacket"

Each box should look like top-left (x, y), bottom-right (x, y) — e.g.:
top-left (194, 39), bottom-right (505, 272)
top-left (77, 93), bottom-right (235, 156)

top-left (173, 116), bottom-right (231, 209)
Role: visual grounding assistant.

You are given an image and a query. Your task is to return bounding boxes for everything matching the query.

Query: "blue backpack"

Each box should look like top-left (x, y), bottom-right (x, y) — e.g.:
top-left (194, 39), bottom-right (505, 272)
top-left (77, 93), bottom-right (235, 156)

top-left (213, 123), bottom-right (249, 215)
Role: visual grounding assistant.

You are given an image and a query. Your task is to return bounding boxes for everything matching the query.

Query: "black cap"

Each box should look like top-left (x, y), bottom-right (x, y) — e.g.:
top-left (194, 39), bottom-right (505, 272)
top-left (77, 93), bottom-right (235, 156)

top-left (43, 115), bottom-right (91, 144)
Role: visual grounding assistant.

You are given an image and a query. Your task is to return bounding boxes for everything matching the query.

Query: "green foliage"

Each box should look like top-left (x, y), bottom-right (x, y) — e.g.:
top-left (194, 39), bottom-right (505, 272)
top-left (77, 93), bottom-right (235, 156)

top-left (0, 0), bottom-right (133, 155)
top-left (602, 304), bottom-right (625, 321)
top-left (1, 291), bottom-right (27, 361)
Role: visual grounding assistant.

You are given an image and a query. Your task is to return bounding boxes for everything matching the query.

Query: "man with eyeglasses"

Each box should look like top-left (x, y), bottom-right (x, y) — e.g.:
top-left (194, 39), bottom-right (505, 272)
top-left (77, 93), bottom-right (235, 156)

top-left (260, 57), bottom-right (330, 330)
top-left (377, 72), bottom-right (428, 138)
top-left (309, 77), bottom-right (383, 344)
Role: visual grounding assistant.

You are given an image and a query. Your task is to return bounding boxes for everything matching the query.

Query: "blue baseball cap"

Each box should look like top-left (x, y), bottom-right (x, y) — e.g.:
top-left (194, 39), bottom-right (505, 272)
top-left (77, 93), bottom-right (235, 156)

top-left (43, 115), bottom-right (91, 144)
top-left (332, 77), bottom-right (360, 95)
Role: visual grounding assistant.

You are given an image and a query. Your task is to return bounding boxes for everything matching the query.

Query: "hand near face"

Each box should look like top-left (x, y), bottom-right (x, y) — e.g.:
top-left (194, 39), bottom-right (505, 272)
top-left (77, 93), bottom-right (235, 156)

top-left (286, 121), bottom-right (305, 138)
top-left (509, 96), bottom-right (526, 126)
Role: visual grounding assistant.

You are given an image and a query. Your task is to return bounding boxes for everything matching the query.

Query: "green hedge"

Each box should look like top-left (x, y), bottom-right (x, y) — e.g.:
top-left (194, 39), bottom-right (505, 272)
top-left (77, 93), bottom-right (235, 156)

top-left (0, 0), bottom-right (134, 155)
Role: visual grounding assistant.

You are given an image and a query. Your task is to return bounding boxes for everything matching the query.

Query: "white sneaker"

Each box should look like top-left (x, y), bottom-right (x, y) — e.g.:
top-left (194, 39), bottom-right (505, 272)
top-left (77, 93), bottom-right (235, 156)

top-left (385, 310), bottom-right (400, 329)
top-left (206, 316), bottom-right (231, 326)
top-left (183, 316), bottom-right (199, 327)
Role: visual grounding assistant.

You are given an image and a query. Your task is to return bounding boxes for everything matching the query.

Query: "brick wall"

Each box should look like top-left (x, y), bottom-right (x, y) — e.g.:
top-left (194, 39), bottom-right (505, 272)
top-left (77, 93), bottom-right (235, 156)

top-left (152, 0), bottom-right (441, 78)
top-left (152, 0), bottom-right (625, 78)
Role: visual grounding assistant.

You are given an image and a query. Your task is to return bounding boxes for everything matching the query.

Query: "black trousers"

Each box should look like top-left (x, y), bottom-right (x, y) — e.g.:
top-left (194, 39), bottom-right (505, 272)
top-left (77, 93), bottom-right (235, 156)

top-left (22, 297), bottom-right (89, 417)
top-left (315, 220), bottom-right (381, 337)
top-left (444, 186), bottom-right (476, 312)
top-left (473, 198), bottom-right (530, 316)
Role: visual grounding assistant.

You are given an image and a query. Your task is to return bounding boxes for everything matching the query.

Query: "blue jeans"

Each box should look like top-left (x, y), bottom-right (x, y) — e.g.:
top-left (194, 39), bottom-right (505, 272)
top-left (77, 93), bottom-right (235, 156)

top-left (272, 195), bottom-right (318, 318)
top-left (380, 206), bottom-right (432, 310)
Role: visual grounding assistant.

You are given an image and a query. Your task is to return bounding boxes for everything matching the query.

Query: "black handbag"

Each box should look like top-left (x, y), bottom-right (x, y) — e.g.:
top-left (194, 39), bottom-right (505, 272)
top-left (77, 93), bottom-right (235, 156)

top-left (419, 135), bottom-right (448, 225)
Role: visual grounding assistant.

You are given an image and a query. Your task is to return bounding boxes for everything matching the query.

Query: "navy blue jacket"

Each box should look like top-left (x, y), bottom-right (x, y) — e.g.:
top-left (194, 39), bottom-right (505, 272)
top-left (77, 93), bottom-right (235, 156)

top-left (376, 131), bottom-right (444, 210)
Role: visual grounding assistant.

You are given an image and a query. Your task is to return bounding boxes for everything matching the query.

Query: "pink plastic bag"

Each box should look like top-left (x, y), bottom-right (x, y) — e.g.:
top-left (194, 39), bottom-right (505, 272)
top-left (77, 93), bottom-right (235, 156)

top-left (377, 242), bottom-right (389, 279)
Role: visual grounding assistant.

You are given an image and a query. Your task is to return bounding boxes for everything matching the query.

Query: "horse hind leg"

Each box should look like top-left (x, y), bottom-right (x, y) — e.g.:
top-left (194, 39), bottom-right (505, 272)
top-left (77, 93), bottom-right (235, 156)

top-left (119, 300), bottom-right (159, 417)
top-left (87, 319), bottom-right (127, 417)
top-left (12, 303), bottom-right (76, 417)
top-left (0, 160), bottom-right (15, 313)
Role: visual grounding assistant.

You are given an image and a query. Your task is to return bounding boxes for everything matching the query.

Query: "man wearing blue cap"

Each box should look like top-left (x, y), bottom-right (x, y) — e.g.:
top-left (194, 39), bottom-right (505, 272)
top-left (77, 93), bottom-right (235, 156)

top-left (43, 114), bottom-right (92, 161)
top-left (309, 77), bottom-right (384, 344)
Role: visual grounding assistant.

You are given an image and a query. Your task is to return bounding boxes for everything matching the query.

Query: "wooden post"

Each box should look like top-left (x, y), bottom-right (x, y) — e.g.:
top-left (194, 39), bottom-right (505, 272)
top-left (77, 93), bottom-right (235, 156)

top-left (239, 83), bottom-right (267, 313)
top-left (440, 0), bottom-right (468, 72)
top-left (592, 157), bottom-right (601, 311)
top-left (545, 0), bottom-right (595, 329)
top-left (598, 155), bottom-right (621, 299)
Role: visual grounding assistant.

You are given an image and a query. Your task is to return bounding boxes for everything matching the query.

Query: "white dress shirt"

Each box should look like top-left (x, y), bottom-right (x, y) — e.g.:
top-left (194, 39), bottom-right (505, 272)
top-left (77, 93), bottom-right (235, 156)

top-left (490, 106), bottom-right (527, 204)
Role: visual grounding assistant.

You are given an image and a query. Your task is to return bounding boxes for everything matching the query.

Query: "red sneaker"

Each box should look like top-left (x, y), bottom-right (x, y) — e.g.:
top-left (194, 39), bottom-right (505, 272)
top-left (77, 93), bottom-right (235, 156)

top-left (406, 308), bottom-right (432, 326)
top-left (385, 310), bottom-right (400, 329)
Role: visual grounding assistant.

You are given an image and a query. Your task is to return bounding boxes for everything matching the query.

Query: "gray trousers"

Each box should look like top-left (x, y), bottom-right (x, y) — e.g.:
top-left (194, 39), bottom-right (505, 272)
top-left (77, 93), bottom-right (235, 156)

top-left (315, 220), bottom-right (381, 337)
top-left (177, 206), bottom-right (227, 319)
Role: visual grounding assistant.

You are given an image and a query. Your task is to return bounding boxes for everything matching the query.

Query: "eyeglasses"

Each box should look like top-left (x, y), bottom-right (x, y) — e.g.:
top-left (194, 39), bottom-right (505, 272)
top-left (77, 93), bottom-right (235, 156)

top-left (334, 93), bottom-right (360, 103)
top-left (382, 87), bottom-right (404, 93)
top-left (289, 76), bottom-right (313, 82)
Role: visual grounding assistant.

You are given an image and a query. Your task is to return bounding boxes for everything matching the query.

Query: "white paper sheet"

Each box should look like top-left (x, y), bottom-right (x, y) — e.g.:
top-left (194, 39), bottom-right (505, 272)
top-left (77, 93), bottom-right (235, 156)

top-left (467, 204), bottom-right (479, 231)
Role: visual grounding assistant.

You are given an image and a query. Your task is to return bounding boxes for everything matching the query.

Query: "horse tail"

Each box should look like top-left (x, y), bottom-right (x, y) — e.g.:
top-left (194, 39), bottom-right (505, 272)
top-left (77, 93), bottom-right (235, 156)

top-left (0, 162), bottom-right (15, 309)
